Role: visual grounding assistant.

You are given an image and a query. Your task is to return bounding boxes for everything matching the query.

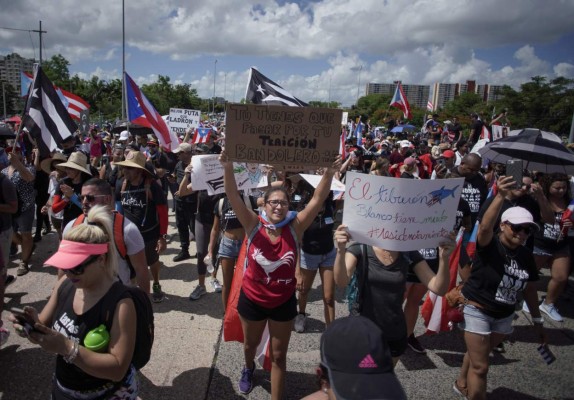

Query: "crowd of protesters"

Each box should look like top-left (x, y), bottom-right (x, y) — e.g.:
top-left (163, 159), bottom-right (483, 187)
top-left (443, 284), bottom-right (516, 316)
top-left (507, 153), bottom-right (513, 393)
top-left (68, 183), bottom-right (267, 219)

top-left (1, 109), bottom-right (573, 399)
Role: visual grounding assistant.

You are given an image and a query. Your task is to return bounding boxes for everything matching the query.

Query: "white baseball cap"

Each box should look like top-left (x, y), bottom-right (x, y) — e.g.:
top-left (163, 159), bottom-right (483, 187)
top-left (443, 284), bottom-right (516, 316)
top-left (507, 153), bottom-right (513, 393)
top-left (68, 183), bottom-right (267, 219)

top-left (501, 207), bottom-right (539, 231)
top-left (119, 130), bottom-right (129, 141)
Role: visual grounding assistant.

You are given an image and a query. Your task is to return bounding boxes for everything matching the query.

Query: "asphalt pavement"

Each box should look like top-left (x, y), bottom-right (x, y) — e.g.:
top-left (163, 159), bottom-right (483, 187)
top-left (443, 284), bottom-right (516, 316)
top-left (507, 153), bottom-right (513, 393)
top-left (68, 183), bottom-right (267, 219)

top-left (2, 209), bottom-right (574, 400)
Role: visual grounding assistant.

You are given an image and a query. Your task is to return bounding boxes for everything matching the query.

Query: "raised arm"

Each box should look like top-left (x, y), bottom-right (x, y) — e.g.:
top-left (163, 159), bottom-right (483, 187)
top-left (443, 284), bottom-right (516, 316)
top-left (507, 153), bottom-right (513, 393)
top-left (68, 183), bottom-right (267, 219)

top-left (477, 175), bottom-right (514, 247)
top-left (333, 224), bottom-right (358, 287)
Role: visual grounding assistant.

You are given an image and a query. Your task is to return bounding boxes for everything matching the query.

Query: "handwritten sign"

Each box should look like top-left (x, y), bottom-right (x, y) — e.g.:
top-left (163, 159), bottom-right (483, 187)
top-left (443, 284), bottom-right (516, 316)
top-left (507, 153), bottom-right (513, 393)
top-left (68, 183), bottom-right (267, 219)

top-left (343, 172), bottom-right (464, 251)
top-left (168, 108), bottom-right (201, 136)
top-left (292, 173), bottom-right (346, 192)
top-left (190, 154), bottom-right (268, 195)
top-left (225, 103), bottom-right (342, 168)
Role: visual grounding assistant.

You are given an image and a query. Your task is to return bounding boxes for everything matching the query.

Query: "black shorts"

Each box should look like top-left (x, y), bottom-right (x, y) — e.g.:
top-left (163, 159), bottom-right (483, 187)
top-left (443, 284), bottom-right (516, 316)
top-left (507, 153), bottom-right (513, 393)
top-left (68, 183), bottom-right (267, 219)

top-left (144, 240), bottom-right (160, 265)
top-left (387, 336), bottom-right (408, 358)
top-left (237, 289), bottom-right (297, 322)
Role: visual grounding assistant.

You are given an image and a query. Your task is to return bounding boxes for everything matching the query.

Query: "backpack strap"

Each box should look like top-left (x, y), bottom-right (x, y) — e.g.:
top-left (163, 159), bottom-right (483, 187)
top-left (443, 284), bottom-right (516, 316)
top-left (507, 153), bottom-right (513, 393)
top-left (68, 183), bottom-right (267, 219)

top-left (112, 212), bottom-right (127, 259)
top-left (72, 214), bottom-right (85, 228)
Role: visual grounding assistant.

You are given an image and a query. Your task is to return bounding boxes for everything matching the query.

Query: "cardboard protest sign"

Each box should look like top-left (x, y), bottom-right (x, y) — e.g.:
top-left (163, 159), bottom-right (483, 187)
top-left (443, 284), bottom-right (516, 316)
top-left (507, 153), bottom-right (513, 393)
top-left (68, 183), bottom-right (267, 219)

top-left (343, 172), bottom-right (464, 251)
top-left (168, 108), bottom-right (201, 136)
top-left (225, 103), bottom-right (342, 168)
top-left (190, 154), bottom-right (269, 195)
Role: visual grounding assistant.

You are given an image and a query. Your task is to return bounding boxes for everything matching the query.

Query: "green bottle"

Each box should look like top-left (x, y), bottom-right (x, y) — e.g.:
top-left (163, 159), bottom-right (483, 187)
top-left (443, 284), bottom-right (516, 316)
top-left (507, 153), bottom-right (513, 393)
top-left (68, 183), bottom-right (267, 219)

top-left (83, 324), bottom-right (110, 352)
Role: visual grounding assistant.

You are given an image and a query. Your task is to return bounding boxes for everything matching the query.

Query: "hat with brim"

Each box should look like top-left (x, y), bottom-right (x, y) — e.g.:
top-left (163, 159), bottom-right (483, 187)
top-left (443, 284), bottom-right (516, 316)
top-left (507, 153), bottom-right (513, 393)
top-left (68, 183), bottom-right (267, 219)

top-left (501, 206), bottom-right (540, 232)
top-left (44, 240), bottom-right (108, 270)
top-left (55, 152), bottom-right (92, 176)
top-left (40, 152), bottom-right (67, 174)
top-left (114, 151), bottom-right (153, 175)
top-left (321, 316), bottom-right (406, 400)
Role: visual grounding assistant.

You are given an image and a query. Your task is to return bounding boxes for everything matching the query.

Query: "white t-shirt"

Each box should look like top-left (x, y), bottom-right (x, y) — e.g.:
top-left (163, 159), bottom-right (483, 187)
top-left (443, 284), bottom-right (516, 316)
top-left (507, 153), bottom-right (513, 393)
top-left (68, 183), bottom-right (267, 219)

top-left (63, 215), bottom-right (145, 284)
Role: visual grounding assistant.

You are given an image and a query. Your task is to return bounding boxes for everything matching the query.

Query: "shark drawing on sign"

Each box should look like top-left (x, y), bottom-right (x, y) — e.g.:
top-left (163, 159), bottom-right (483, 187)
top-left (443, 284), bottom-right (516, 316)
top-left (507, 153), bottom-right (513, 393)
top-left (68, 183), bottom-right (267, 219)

top-left (251, 248), bottom-right (296, 283)
top-left (426, 185), bottom-right (459, 207)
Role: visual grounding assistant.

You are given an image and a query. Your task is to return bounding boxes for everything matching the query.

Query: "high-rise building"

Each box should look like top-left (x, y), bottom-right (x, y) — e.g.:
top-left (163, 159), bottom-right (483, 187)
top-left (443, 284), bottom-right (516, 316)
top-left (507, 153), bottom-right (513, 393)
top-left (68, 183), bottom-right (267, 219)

top-left (476, 84), bottom-right (505, 102)
top-left (366, 82), bottom-right (430, 109)
top-left (0, 53), bottom-right (35, 94)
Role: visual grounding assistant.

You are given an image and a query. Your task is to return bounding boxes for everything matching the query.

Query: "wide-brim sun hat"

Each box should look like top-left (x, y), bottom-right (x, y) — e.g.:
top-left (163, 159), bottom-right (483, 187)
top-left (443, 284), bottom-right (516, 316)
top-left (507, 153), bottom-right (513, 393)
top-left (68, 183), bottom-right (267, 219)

top-left (40, 152), bottom-right (67, 174)
top-left (55, 151), bottom-right (92, 176)
top-left (114, 151), bottom-right (153, 175)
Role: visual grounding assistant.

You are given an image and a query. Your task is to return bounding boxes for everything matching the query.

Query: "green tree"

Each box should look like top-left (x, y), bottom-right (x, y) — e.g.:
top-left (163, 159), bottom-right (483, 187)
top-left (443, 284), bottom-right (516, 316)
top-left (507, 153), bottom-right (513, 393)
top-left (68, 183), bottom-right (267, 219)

top-left (1, 80), bottom-right (20, 116)
top-left (42, 54), bottom-right (70, 88)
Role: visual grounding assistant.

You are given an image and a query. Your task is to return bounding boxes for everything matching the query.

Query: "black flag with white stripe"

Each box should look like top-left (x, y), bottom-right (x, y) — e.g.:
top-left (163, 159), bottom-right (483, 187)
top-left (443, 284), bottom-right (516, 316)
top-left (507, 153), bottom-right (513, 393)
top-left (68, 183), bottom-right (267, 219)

top-left (22, 65), bottom-right (77, 157)
top-left (245, 67), bottom-right (309, 107)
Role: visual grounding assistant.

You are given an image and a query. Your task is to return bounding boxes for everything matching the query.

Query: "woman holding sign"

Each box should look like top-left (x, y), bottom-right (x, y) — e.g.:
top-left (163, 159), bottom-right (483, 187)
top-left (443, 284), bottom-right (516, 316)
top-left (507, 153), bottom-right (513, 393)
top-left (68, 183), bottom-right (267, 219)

top-left (220, 150), bottom-right (340, 399)
top-left (333, 224), bottom-right (456, 365)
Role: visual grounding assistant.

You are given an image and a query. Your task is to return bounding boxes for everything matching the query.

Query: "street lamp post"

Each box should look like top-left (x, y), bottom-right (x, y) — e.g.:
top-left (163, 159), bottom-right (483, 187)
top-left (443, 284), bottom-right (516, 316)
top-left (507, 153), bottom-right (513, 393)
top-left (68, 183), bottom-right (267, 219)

top-left (213, 59), bottom-right (217, 115)
top-left (224, 73), bottom-right (227, 102)
top-left (356, 65), bottom-right (363, 106)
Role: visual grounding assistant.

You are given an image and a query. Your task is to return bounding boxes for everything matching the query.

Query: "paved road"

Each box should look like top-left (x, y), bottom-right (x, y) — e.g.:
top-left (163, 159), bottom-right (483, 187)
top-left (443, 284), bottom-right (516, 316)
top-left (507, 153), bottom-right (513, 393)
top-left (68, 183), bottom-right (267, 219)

top-left (2, 210), bottom-right (574, 399)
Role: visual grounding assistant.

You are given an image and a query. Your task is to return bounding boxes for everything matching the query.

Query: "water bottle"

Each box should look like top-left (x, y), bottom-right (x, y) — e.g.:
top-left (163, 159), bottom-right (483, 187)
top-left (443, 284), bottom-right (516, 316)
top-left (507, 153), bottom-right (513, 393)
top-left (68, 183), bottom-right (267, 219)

top-left (204, 255), bottom-right (214, 274)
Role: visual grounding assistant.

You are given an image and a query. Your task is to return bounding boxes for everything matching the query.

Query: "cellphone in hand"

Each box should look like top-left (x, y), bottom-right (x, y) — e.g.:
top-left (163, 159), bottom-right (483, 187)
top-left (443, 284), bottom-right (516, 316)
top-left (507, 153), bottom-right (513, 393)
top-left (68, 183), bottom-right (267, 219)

top-left (506, 159), bottom-right (523, 189)
top-left (10, 307), bottom-right (38, 335)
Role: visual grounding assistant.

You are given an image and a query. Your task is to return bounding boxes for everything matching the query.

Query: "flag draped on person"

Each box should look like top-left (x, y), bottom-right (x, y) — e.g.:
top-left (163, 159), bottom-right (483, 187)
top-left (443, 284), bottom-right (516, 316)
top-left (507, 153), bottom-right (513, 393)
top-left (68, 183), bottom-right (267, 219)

top-left (245, 67), bottom-right (309, 107)
top-left (21, 65), bottom-right (78, 157)
top-left (124, 72), bottom-right (178, 151)
top-left (390, 82), bottom-right (412, 120)
top-left (421, 227), bottom-right (465, 334)
top-left (21, 71), bottom-right (90, 120)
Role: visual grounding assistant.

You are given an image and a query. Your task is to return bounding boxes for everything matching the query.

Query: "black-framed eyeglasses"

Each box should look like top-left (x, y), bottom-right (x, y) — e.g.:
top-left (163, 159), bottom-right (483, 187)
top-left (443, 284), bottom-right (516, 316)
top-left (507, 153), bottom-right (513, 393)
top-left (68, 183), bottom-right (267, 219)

top-left (507, 223), bottom-right (534, 235)
top-left (66, 255), bottom-right (100, 276)
top-left (79, 194), bottom-right (108, 203)
top-left (266, 200), bottom-right (289, 207)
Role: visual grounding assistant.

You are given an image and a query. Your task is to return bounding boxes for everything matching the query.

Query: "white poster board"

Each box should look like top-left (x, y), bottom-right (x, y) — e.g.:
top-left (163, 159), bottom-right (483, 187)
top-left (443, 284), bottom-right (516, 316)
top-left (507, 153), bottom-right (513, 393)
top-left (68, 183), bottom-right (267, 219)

top-left (491, 125), bottom-right (509, 141)
top-left (341, 111), bottom-right (348, 126)
top-left (342, 172), bottom-right (464, 251)
top-left (190, 154), bottom-right (269, 195)
top-left (168, 108), bottom-right (201, 136)
top-left (296, 174), bottom-right (346, 192)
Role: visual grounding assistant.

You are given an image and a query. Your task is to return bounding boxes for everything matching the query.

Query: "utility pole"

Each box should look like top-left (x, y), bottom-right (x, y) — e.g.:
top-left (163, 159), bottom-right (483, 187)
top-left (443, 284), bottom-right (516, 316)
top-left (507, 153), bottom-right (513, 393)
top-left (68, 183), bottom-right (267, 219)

top-left (32, 21), bottom-right (47, 65)
top-left (213, 59), bottom-right (217, 115)
top-left (2, 82), bottom-right (6, 119)
top-left (121, 0), bottom-right (126, 120)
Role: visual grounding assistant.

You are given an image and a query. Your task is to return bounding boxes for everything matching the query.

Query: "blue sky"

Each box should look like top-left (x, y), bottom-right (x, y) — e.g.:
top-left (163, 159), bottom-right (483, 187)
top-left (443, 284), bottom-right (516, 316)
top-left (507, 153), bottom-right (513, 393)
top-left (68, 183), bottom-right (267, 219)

top-left (1, 0), bottom-right (574, 107)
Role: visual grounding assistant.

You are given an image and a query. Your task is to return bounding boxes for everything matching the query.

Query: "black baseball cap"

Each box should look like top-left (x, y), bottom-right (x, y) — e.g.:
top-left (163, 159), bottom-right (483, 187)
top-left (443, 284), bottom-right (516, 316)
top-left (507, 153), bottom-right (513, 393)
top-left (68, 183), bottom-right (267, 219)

top-left (320, 316), bottom-right (406, 400)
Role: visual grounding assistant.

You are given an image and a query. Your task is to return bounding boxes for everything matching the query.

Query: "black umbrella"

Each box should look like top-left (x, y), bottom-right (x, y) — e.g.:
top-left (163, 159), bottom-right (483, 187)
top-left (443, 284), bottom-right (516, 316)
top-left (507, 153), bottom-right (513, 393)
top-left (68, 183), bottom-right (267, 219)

top-left (111, 121), bottom-right (153, 136)
top-left (0, 125), bottom-right (17, 139)
top-left (478, 128), bottom-right (574, 174)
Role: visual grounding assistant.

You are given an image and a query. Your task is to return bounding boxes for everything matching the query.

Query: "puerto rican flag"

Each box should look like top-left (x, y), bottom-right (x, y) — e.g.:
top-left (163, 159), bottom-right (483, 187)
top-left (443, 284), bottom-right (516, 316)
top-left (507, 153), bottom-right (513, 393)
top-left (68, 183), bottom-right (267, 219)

top-left (21, 71), bottom-right (90, 121)
top-left (192, 127), bottom-right (212, 144)
top-left (427, 100), bottom-right (434, 112)
top-left (125, 72), bottom-right (178, 152)
top-left (390, 82), bottom-right (412, 120)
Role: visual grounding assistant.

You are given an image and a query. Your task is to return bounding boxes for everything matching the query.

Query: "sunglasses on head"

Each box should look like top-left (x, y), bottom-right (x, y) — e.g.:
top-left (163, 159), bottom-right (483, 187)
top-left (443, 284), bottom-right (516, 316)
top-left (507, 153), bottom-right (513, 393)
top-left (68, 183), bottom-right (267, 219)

top-left (66, 255), bottom-right (100, 276)
top-left (507, 223), bottom-right (534, 235)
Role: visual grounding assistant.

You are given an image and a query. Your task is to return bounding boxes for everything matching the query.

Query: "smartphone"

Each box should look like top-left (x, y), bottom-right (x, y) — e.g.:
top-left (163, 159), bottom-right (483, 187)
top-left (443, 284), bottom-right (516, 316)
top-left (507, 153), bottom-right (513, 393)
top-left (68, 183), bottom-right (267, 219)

top-left (10, 307), bottom-right (38, 335)
top-left (506, 159), bottom-right (523, 189)
top-left (437, 158), bottom-right (445, 167)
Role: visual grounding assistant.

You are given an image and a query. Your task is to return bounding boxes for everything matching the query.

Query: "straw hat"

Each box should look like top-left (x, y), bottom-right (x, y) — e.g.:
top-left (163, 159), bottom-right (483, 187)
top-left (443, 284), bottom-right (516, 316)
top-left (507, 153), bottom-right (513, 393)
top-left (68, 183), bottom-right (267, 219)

top-left (114, 151), bottom-right (153, 175)
top-left (40, 152), bottom-right (67, 174)
top-left (55, 152), bottom-right (92, 175)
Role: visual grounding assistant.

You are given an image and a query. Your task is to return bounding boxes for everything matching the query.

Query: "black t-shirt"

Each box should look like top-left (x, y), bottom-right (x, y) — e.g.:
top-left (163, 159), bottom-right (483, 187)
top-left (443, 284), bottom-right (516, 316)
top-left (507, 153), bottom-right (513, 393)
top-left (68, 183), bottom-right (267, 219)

top-left (214, 196), bottom-right (244, 231)
top-left (118, 177), bottom-right (166, 242)
top-left (196, 191), bottom-right (219, 224)
top-left (348, 244), bottom-right (424, 341)
top-left (302, 200), bottom-right (335, 255)
top-left (458, 170), bottom-right (488, 226)
top-left (462, 236), bottom-right (538, 318)
top-left (56, 177), bottom-right (88, 227)
top-left (174, 161), bottom-right (197, 204)
top-left (455, 197), bottom-right (471, 231)
top-left (469, 120), bottom-right (484, 144)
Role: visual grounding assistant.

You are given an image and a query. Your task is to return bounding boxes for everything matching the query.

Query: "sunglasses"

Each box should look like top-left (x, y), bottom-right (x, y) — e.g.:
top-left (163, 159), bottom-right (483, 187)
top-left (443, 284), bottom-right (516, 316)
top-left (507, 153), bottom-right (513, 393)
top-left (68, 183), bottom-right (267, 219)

top-left (79, 194), bottom-right (108, 203)
top-left (66, 255), bottom-right (100, 276)
top-left (507, 223), bottom-right (534, 235)
top-left (266, 200), bottom-right (289, 207)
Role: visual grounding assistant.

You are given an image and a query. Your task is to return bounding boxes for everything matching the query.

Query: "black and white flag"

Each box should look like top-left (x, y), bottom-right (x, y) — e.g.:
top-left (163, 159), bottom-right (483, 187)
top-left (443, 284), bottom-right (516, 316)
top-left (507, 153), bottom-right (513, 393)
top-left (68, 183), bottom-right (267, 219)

top-left (245, 67), bottom-right (308, 107)
top-left (22, 65), bottom-right (77, 157)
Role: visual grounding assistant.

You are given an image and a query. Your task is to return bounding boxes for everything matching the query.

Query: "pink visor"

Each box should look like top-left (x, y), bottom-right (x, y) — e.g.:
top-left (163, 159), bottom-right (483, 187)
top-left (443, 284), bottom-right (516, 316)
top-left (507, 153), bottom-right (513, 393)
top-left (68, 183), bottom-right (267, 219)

top-left (44, 240), bottom-right (109, 270)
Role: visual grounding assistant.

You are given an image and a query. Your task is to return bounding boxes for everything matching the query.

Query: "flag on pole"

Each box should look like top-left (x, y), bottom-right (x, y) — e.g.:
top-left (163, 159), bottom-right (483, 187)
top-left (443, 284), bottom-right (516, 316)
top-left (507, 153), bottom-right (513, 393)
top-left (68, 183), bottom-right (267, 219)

top-left (192, 127), bottom-right (212, 144)
top-left (21, 71), bottom-right (90, 120)
top-left (427, 100), bottom-right (434, 112)
top-left (390, 82), bottom-right (412, 120)
top-left (245, 67), bottom-right (308, 107)
top-left (22, 65), bottom-right (78, 157)
top-left (124, 72), bottom-right (178, 152)
top-left (339, 130), bottom-right (348, 160)
top-left (479, 125), bottom-right (491, 141)
top-left (421, 227), bottom-right (465, 334)
top-left (355, 120), bottom-right (364, 145)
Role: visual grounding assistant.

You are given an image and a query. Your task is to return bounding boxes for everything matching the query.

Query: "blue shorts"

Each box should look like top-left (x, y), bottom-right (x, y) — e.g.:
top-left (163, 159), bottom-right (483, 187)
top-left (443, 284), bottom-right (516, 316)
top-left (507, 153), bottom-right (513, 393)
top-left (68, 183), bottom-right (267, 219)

top-left (217, 236), bottom-right (242, 259)
top-left (300, 247), bottom-right (336, 271)
top-left (14, 207), bottom-right (35, 233)
top-left (461, 305), bottom-right (514, 336)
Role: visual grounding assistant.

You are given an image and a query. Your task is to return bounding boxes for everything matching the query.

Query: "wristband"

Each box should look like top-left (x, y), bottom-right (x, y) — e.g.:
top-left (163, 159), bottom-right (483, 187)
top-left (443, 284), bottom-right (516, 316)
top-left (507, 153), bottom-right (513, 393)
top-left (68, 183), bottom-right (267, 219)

top-left (532, 317), bottom-right (544, 324)
top-left (64, 340), bottom-right (79, 364)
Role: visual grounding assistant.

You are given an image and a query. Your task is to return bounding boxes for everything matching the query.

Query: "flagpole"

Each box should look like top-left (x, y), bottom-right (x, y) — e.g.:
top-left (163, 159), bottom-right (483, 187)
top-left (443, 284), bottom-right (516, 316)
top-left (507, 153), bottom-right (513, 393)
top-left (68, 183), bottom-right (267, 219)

top-left (121, 0), bottom-right (126, 121)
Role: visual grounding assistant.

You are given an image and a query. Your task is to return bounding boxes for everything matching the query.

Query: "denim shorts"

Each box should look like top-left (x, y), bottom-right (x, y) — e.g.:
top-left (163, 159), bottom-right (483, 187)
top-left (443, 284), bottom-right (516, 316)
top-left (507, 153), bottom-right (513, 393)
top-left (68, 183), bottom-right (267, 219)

top-left (14, 208), bottom-right (35, 233)
top-left (217, 236), bottom-right (242, 259)
top-left (461, 305), bottom-right (514, 336)
top-left (300, 247), bottom-right (336, 271)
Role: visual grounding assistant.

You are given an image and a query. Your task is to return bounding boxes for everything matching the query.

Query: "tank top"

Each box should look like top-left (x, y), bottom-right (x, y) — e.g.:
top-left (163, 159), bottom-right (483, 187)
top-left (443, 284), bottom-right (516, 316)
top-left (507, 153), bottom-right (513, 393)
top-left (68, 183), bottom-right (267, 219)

top-left (242, 223), bottom-right (298, 308)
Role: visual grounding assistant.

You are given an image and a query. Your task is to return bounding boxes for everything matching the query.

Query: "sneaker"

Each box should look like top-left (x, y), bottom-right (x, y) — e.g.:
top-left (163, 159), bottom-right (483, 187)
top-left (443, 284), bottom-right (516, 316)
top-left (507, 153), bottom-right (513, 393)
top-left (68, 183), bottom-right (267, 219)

top-left (294, 313), bottom-right (306, 333)
top-left (452, 380), bottom-right (468, 399)
top-left (211, 279), bottom-right (222, 293)
top-left (152, 283), bottom-right (165, 303)
top-left (407, 334), bottom-right (426, 354)
top-left (16, 262), bottom-right (30, 276)
top-left (238, 363), bottom-right (255, 394)
top-left (540, 301), bottom-right (563, 322)
top-left (522, 301), bottom-right (530, 313)
top-left (42, 227), bottom-right (52, 235)
top-left (0, 327), bottom-right (9, 348)
top-left (9, 244), bottom-right (18, 257)
top-left (173, 251), bottom-right (191, 262)
top-left (189, 285), bottom-right (207, 301)
top-left (492, 342), bottom-right (505, 353)
top-left (5, 275), bottom-right (16, 287)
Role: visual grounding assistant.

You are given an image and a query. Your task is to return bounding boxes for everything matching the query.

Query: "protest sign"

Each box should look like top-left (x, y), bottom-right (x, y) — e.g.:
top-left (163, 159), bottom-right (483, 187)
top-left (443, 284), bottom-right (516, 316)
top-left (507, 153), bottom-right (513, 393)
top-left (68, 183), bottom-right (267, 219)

top-left (491, 125), bottom-right (509, 141)
top-left (341, 111), bottom-right (348, 126)
top-left (343, 172), bottom-right (464, 251)
top-left (79, 109), bottom-right (90, 135)
top-left (225, 103), bottom-right (342, 168)
top-left (292, 173), bottom-right (345, 192)
top-left (190, 154), bottom-right (268, 195)
top-left (168, 108), bottom-right (201, 136)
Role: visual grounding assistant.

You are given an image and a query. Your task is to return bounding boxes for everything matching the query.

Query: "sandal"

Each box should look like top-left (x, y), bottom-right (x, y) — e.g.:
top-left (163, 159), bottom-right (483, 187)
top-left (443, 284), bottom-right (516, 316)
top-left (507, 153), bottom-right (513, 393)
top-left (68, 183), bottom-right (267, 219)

top-left (453, 380), bottom-right (468, 399)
